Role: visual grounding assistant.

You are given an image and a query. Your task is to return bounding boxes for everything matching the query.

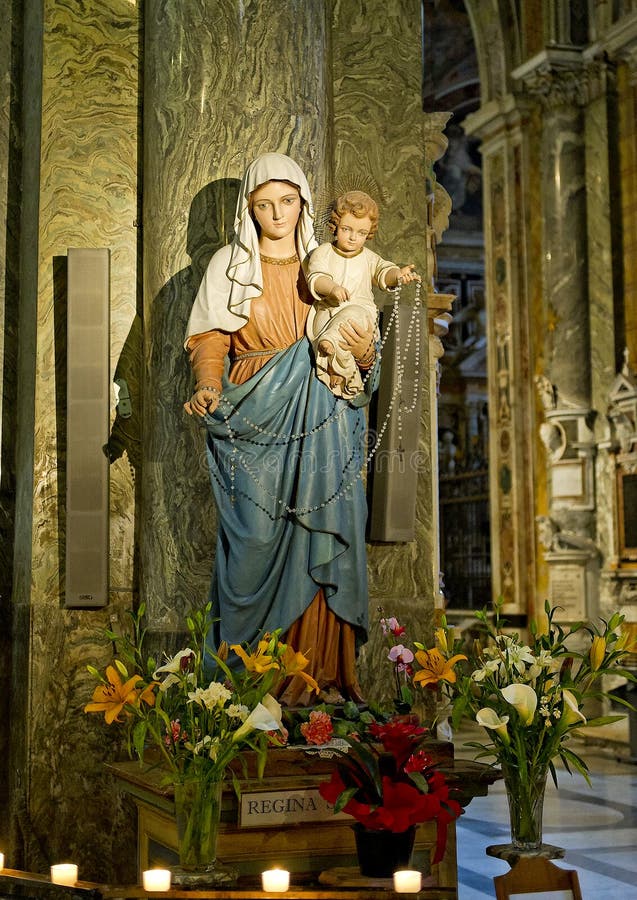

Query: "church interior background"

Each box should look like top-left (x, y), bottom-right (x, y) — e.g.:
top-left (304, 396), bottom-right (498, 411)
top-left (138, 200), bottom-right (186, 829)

top-left (1, 0), bottom-right (637, 890)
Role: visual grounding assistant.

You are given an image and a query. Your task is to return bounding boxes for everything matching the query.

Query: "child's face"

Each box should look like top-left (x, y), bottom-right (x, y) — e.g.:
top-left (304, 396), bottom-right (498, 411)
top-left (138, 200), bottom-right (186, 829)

top-left (334, 212), bottom-right (372, 254)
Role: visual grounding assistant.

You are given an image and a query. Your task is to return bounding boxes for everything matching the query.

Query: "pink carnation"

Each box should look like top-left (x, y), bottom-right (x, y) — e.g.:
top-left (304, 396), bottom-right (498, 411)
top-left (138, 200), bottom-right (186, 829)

top-left (300, 710), bottom-right (334, 745)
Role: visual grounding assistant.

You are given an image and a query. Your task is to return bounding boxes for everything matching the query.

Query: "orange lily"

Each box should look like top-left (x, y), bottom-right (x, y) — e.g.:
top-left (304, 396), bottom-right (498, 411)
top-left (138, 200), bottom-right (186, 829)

top-left (281, 645), bottom-right (320, 694)
top-left (84, 665), bottom-right (154, 724)
top-left (413, 648), bottom-right (467, 688)
top-left (231, 639), bottom-right (280, 674)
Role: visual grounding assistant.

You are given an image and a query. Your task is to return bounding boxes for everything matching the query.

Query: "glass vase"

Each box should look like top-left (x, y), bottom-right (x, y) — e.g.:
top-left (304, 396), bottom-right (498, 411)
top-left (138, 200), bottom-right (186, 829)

top-left (173, 777), bottom-right (236, 886)
top-left (501, 764), bottom-right (547, 851)
top-left (174, 776), bottom-right (222, 871)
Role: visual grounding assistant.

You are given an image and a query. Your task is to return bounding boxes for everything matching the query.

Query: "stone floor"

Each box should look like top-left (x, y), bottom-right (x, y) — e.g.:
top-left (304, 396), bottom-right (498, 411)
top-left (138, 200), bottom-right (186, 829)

top-left (453, 722), bottom-right (637, 899)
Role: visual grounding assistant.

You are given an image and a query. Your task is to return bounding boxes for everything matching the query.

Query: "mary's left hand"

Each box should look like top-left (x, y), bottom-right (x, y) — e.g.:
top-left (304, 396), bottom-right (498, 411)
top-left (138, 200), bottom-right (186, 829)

top-left (338, 319), bottom-right (376, 365)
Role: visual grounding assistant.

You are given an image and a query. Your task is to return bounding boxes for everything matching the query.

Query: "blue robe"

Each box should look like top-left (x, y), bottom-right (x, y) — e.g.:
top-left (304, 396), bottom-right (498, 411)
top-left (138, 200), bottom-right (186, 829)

top-left (204, 337), bottom-right (376, 655)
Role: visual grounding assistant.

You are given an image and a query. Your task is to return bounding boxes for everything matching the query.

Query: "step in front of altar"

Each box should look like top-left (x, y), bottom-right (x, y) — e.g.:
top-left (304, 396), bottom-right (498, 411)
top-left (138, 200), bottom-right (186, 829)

top-left (107, 742), bottom-right (495, 892)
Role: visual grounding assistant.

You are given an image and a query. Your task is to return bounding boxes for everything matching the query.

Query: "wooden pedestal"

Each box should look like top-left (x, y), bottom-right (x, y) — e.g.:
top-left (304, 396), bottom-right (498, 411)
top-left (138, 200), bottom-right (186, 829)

top-left (107, 742), bottom-right (498, 898)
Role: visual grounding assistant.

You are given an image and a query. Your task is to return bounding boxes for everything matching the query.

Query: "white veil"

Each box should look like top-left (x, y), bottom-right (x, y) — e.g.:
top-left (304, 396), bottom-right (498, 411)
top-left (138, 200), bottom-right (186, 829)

top-left (185, 153), bottom-right (317, 339)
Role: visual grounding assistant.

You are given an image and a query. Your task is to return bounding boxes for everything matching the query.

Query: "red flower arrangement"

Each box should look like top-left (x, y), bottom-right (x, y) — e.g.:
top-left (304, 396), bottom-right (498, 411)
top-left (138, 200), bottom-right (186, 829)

top-left (318, 719), bottom-right (462, 862)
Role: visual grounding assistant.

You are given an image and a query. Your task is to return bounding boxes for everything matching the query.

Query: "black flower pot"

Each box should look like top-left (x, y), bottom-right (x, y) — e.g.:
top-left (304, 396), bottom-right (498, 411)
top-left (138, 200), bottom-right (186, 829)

top-left (353, 823), bottom-right (416, 878)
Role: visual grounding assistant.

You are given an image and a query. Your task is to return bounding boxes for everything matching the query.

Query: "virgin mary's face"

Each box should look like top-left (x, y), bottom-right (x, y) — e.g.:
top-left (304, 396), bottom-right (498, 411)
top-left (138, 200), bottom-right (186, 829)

top-left (250, 180), bottom-right (301, 243)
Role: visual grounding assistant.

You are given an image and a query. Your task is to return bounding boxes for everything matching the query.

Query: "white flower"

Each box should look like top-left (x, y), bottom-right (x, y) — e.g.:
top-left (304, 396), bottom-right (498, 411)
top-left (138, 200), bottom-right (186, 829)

top-left (231, 693), bottom-right (283, 743)
top-left (561, 689), bottom-right (586, 728)
top-left (476, 707), bottom-right (510, 743)
top-left (227, 704), bottom-right (248, 720)
top-left (497, 636), bottom-right (535, 676)
top-left (153, 649), bottom-right (195, 691)
top-left (471, 659), bottom-right (499, 682)
top-left (188, 682), bottom-right (232, 709)
top-left (533, 648), bottom-right (561, 672)
top-left (501, 683), bottom-right (538, 725)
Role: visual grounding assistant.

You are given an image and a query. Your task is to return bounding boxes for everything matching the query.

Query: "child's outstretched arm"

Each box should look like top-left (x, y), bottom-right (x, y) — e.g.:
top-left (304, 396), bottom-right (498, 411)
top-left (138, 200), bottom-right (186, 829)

top-left (385, 263), bottom-right (421, 287)
top-left (313, 274), bottom-right (350, 305)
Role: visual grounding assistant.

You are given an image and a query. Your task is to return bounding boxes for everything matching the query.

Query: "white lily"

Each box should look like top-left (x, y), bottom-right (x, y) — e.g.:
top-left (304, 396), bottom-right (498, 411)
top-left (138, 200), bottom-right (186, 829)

top-left (476, 708), bottom-right (510, 743)
top-left (501, 683), bottom-right (537, 725)
top-left (188, 682), bottom-right (232, 710)
top-left (561, 689), bottom-right (586, 728)
top-left (153, 649), bottom-right (195, 691)
top-left (231, 693), bottom-right (283, 743)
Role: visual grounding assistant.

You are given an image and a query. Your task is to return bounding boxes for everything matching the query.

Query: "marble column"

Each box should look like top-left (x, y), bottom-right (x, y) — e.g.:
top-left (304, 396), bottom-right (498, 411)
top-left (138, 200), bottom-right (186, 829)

top-left (581, 56), bottom-right (620, 415)
top-left (522, 54), bottom-right (591, 412)
top-left (464, 95), bottom-right (537, 613)
top-left (515, 52), bottom-right (597, 541)
top-left (327, 0), bottom-right (434, 704)
top-left (141, 0), bottom-right (331, 626)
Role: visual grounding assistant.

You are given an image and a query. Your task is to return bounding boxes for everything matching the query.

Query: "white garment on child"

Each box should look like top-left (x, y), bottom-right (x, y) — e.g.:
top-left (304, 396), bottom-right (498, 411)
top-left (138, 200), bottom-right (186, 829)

top-left (306, 243), bottom-right (397, 398)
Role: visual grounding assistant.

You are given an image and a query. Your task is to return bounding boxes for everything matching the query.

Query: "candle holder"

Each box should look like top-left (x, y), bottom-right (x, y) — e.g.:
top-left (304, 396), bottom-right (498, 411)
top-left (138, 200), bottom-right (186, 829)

top-left (142, 869), bottom-right (172, 892)
top-left (50, 864), bottom-right (78, 886)
top-left (393, 869), bottom-right (422, 893)
top-left (261, 868), bottom-right (290, 892)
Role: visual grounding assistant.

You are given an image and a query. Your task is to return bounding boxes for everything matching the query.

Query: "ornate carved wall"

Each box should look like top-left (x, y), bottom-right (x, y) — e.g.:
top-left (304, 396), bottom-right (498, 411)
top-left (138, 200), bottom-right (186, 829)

top-left (463, 1), bottom-right (637, 626)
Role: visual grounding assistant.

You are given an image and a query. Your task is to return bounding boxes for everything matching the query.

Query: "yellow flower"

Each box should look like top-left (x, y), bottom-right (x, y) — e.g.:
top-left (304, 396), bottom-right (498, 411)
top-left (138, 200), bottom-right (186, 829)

top-left (84, 665), bottom-right (154, 724)
top-left (589, 635), bottom-right (606, 671)
top-left (533, 610), bottom-right (550, 638)
top-left (231, 639), bottom-right (280, 674)
top-left (413, 648), bottom-right (467, 687)
top-left (434, 627), bottom-right (448, 653)
top-left (281, 645), bottom-right (320, 694)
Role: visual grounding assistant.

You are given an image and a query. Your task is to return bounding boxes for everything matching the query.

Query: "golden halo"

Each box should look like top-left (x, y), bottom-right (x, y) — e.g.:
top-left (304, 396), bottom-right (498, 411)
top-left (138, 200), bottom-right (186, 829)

top-left (314, 171), bottom-right (390, 242)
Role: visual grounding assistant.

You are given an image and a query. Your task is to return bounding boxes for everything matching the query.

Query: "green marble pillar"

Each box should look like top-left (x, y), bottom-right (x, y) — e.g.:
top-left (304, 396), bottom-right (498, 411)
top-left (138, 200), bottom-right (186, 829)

top-left (327, 0), bottom-right (434, 702)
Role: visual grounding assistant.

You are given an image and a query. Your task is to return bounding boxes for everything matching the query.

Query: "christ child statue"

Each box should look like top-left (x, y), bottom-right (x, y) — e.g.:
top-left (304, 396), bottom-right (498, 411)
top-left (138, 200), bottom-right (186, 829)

top-left (306, 190), bottom-right (420, 398)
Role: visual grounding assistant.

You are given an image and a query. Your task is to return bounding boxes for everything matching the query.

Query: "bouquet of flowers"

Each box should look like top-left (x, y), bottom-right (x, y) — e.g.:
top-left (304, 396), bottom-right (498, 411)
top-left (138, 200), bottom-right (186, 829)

top-left (85, 601), bottom-right (319, 788)
top-left (85, 603), bottom-right (321, 872)
top-left (318, 718), bottom-right (463, 863)
top-left (412, 598), bottom-right (636, 848)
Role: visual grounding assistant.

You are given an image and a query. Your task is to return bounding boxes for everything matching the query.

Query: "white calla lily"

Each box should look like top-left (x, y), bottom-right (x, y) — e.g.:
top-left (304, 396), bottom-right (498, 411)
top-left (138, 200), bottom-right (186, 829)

top-left (231, 694), bottom-right (283, 743)
top-left (561, 689), bottom-right (586, 728)
top-left (261, 693), bottom-right (283, 724)
top-left (501, 683), bottom-right (537, 725)
top-left (476, 707), bottom-right (510, 743)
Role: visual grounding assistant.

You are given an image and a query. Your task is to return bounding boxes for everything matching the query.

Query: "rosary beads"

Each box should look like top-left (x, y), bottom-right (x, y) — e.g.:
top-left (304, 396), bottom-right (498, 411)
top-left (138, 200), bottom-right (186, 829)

top-left (210, 279), bottom-right (423, 517)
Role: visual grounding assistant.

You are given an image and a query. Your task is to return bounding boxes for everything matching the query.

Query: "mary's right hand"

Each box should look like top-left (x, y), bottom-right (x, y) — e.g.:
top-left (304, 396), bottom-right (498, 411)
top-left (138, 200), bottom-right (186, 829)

top-left (184, 387), bottom-right (220, 417)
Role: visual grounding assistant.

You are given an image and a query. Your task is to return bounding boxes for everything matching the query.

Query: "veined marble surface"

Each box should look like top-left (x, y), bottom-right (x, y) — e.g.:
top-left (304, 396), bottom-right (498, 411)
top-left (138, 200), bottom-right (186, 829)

top-left (541, 102), bottom-right (589, 409)
top-left (329, 0), bottom-right (435, 701)
top-left (27, 0), bottom-right (140, 879)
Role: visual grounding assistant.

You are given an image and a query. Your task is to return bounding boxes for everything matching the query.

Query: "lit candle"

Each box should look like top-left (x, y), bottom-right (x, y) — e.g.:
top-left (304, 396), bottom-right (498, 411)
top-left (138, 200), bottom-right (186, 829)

top-left (261, 868), bottom-right (290, 892)
top-left (0, 852), bottom-right (4, 871)
top-left (50, 864), bottom-right (78, 886)
top-left (142, 869), bottom-right (172, 892)
top-left (393, 869), bottom-right (422, 893)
